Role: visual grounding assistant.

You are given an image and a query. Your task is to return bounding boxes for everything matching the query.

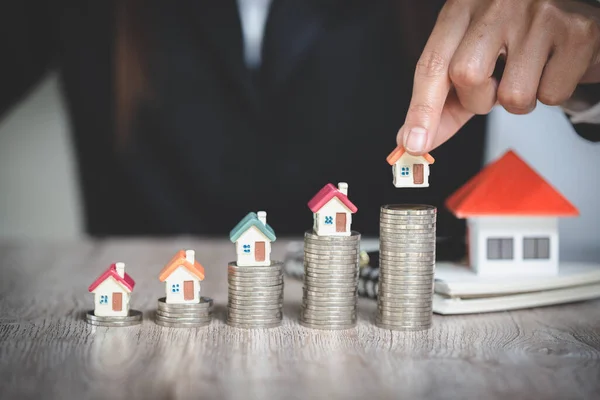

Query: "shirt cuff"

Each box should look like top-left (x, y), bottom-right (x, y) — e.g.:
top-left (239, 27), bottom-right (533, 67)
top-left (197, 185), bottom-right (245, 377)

top-left (563, 101), bottom-right (600, 124)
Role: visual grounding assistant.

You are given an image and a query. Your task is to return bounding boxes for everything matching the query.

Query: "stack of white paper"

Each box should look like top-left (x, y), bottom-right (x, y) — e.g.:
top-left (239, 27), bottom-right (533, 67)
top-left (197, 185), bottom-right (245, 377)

top-left (433, 262), bottom-right (600, 314)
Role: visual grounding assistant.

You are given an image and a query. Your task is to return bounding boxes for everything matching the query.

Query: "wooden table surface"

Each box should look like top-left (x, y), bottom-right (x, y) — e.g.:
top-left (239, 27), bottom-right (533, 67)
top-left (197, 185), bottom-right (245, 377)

top-left (1, 238), bottom-right (599, 400)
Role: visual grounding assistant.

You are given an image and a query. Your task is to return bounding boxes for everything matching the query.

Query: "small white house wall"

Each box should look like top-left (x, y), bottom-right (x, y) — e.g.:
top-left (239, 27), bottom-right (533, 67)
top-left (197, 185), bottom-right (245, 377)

top-left (164, 266), bottom-right (201, 304)
top-left (313, 197), bottom-right (352, 236)
top-left (469, 216), bottom-right (559, 276)
top-left (92, 277), bottom-right (131, 317)
top-left (236, 226), bottom-right (272, 266)
top-left (392, 153), bottom-right (430, 187)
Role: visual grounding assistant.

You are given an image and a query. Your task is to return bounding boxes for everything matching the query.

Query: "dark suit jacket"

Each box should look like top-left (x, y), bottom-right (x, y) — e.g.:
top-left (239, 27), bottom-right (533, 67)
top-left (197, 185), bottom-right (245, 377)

top-left (1, 0), bottom-right (597, 240)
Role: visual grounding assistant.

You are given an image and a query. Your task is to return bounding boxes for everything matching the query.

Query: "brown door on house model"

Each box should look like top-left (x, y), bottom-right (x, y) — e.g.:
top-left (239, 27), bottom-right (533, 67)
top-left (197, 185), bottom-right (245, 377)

top-left (183, 280), bottom-right (194, 300)
top-left (336, 213), bottom-right (346, 232)
top-left (255, 241), bottom-right (266, 261)
top-left (413, 164), bottom-right (424, 184)
top-left (112, 292), bottom-right (122, 311)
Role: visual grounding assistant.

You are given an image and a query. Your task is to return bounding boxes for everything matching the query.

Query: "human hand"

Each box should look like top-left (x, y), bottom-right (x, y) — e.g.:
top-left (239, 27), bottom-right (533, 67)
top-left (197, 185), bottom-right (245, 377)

top-left (398, 0), bottom-right (600, 155)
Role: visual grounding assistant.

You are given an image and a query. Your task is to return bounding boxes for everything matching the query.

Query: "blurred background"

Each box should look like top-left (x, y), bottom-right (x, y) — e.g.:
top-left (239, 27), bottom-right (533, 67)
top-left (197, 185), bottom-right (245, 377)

top-left (1, 72), bottom-right (598, 261)
top-left (0, 1), bottom-right (598, 262)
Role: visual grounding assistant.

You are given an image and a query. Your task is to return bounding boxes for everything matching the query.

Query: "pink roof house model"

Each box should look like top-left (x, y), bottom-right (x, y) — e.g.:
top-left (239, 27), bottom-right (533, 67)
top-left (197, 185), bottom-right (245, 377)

top-left (308, 182), bottom-right (358, 236)
top-left (88, 262), bottom-right (136, 317)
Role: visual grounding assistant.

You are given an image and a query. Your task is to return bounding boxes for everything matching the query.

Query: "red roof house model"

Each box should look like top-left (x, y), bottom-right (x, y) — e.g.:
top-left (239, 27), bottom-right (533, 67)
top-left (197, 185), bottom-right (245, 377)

top-left (88, 263), bottom-right (136, 292)
top-left (308, 183), bottom-right (358, 213)
top-left (446, 149), bottom-right (578, 218)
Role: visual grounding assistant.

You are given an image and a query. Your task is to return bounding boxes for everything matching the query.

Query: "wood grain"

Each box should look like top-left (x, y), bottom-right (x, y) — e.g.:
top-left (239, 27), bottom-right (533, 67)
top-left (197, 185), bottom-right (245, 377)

top-left (1, 238), bottom-right (599, 400)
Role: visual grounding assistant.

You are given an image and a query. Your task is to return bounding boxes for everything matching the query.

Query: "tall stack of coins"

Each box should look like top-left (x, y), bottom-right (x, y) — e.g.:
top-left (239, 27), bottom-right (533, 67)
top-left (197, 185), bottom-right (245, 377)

top-left (226, 261), bottom-right (284, 329)
top-left (154, 297), bottom-right (213, 328)
top-left (300, 231), bottom-right (361, 330)
top-left (376, 204), bottom-right (436, 331)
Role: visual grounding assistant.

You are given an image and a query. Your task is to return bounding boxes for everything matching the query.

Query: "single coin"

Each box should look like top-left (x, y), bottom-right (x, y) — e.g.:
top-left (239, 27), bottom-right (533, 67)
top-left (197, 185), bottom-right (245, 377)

top-left (155, 309), bottom-right (212, 318)
top-left (303, 297), bottom-right (357, 306)
top-left (304, 255), bottom-right (359, 263)
top-left (301, 302), bottom-right (356, 311)
top-left (86, 309), bottom-right (143, 323)
top-left (86, 319), bottom-right (142, 327)
top-left (379, 214), bottom-right (437, 223)
top-left (304, 230), bottom-right (361, 241)
top-left (301, 310), bottom-right (357, 319)
top-left (154, 319), bottom-right (211, 328)
top-left (226, 317), bottom-right (282, 325)
top-left (227, 263), bottom-right (284, 274)
top-left (228, 283), bottom-right (283, 291)
top-left (227, 272), bottom-right (283, 280)
top-left (299, 320), bottom-right (356, 330)
top-left (227, 278), bottom-right (284, 287)
top-left (155, 316), bottom-right (212, 324)
top-left (301, 317), bottom-right (356, 326)
top-left (380, 204), bottom-right (436, 214)
top-left (304, 272), bottom-right (358, 280)
top-left (226, 321), bottom-right (281, 329)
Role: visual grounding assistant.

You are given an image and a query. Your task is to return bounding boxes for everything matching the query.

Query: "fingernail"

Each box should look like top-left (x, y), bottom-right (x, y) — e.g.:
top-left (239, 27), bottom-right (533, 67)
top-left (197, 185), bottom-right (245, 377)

top-left (404, 127), bottom-right (427, 153)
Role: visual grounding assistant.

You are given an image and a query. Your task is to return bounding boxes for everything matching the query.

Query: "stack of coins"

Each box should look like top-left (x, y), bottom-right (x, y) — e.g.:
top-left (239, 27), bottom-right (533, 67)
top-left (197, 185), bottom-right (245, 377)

top-left (85, 310), bottom-right (142, 327)
top-left (300, 231), bottom-right (361, 330)
top-left (377, 204), bottom-right (436, 331)
top-left (154, 297), bottom-right (213, 328)
top-left (227, 261), bottom-right (284, 329)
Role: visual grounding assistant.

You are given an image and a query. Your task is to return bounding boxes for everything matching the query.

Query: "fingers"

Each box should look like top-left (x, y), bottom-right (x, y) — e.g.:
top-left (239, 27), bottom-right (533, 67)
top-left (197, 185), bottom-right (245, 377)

top-left (449, 18), bottom-right (505, 115)
top-left (431, 89), bottom-right (476, 150)
top-left (400, 4), bottom-right (471, 155)
top-left (538, 16), bottom-right (598, 105)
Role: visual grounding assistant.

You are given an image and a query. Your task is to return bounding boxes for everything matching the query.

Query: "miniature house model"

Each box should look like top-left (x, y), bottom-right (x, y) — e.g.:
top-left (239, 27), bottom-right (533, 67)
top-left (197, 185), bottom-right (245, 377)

top-left (308, 182), bottom-right (358, 236)
top-left (158, 249), bottom-right (206, 304)
top-left (88, 262), bottom-right (135, 317)
top-left (445, 149), bottom-right (578, 276)
top-left (230, 211), bottom-right (276, 266)
top-left (386, 145), bottom-right (435, 187)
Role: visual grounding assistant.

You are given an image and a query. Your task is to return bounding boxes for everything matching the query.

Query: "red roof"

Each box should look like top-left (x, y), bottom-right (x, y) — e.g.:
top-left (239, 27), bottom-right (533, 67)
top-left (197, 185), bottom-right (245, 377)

top-left (88, 263), bottom-right (136, 292)
top-left (446, 149), bottom-right (578, 217)
top-left (308, 183), bottom-right (358, 213)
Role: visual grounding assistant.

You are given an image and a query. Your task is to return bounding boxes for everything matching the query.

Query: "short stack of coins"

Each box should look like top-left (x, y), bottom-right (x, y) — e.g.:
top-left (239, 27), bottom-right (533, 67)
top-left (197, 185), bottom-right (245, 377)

top-left (377, 204), bottom-right (436, 331)
top-left (85, 310), bottom-right (143, 327)
top-left (227, 261), bottom-right (284, 329)
top-left (300, 230), bottom-right (361, 330)
top-left (154, 297), bottom-right (213, 328)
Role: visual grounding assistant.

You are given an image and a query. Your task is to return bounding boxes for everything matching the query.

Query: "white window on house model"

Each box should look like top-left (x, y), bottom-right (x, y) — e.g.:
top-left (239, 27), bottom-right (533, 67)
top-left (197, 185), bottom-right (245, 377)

top-left (523, 237), bottom-right (550, 259)
top-left (487, 238), bottom-right (513, 260)
top-left (243, 244), bottom-right (251, 253)
top-left (400, 166), bottom-right (410, 176)
top-left (324, 216), bottom-right (333, 225)
top-left (171, 283), bottom-right (180, 293)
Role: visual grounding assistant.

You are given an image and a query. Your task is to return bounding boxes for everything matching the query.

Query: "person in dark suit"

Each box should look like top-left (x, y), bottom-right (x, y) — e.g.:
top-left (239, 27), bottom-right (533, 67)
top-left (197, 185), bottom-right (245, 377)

top-left (1, 0), bottom-right (599, 244)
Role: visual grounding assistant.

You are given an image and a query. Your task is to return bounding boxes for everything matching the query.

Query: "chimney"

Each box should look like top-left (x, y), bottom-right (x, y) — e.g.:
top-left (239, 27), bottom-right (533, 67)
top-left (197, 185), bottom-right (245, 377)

top-left (257, 211), bottom-right (267, 225)
top-left (338, 182), bottom-right (348, 196)
top-left (115, 262), bottom-right (125, 278)
top-left (185, 249), bottom-right (195, 264)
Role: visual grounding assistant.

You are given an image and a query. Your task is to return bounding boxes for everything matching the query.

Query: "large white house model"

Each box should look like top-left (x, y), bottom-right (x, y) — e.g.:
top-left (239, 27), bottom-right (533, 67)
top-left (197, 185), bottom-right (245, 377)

top-left (158, 249), bottom-right (206, 304)
top-left (446, 149), bottom-right (579, 277)
top-left (230, 211), bottom-right (276, 266)
top-left (307, 182), bottom-right (358, 236)
top-left (386, 145), bottom-right (435, 187)
top-left (88, 262), bottom-right (135, 317)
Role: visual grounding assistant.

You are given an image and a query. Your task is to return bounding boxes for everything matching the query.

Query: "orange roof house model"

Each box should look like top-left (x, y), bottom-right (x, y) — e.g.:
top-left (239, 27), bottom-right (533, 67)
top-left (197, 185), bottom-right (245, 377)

top-left (159, 250), bottom-right (206, 304)
top-left (386, 145), bottom-right (434, 188)
top-left (446, 149), bottom-right (578, 277)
